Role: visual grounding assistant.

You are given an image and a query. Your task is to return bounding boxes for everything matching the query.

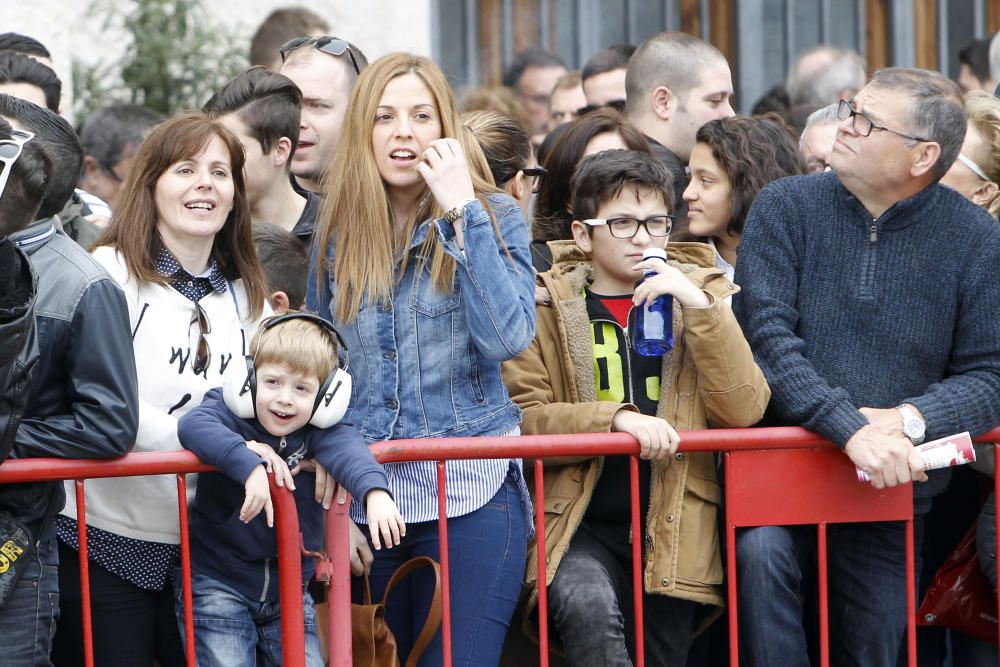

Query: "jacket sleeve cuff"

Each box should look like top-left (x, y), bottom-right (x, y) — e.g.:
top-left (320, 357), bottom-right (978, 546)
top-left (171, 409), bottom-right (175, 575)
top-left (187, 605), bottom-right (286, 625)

top-left (221, 446), bottom-right (266, 484)
top-left (814, 403), bottom-right (869, 448)
top-left (353, 471), bottom-right (392, 502)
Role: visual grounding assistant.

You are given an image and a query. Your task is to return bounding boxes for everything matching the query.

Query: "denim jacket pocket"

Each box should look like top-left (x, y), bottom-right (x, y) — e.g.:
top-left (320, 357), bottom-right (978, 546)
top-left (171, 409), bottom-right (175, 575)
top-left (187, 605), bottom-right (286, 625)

top-left (408, 266), bottom-right (461, 317)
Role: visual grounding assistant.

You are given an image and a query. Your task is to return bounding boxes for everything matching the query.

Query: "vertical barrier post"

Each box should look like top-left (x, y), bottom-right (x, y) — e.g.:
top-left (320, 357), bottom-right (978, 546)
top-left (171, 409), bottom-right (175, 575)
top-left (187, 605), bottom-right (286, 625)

top-left (533, 458), bottom-right (550, 667)
top-left (436, 461), bottom-right (453, 667)
top-left (817, 523), bottom-right (829, 667)
top-left (75, 480), bottom-right (95, 667)
top-left (629, 456), bottom-right (645, 667)
top-left (327, 492), bottom-right (354, 666)
top-left (724, 453), bottom-right (740, 667)
top-left (905, 519), bottom-right (916, 667)
top-left (269, 477), bottom-right (306, 667)
top-left (176, 475), bottom-right (197, 667)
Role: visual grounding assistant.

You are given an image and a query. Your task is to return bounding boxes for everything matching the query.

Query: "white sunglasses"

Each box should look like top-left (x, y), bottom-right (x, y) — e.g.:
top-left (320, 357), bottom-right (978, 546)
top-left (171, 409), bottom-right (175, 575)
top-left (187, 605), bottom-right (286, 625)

top-left (956, 153), bottom-right (990, 182)
top-left (0, 128), bottom-right (35, 202)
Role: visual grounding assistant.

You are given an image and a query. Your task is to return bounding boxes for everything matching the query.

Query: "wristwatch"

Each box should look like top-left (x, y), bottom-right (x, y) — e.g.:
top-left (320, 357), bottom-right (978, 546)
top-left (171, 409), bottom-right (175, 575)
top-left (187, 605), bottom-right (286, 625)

top-left (897, 404), bottom-right (926, 444)
top-left (444, 203), bottom-right (467, 223)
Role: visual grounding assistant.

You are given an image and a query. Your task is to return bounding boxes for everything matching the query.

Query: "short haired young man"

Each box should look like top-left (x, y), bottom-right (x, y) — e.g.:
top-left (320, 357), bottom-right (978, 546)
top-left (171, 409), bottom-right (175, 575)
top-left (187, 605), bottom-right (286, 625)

top-left (248, 7), bottom-right (329, 71)
top-left (1, 95), bottom-right (138, 666)
top-left (0, 51), bottom-right (60, 112)
top-left (549, 70), bottom-right (587, 129)
top-left (957, 34), bottom-right (996, 93)
top-left (278, 36), bottom-right (367, 195)
top-left (580, 43), bottom-right (635, 111)
top-left (77, 104), bottom-right (164, 214)
top-left (503, 149), bottom-right (767, 666)
top-left (626, 32), bottom-right (734, 229)
top-left (205, 67), bottom-right (319, 240)
top-left (504, 47), bottom-right (567, 136)
top-left (734, 68), bottom-right (1000, 667)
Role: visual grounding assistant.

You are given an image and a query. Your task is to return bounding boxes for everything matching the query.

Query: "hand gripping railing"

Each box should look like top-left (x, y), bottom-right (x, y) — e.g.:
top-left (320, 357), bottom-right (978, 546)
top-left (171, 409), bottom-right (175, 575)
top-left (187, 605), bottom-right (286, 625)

top-left (0, 451), bottom-right (307, 667)
top-left (318, 427), bottom-right (1000, 667)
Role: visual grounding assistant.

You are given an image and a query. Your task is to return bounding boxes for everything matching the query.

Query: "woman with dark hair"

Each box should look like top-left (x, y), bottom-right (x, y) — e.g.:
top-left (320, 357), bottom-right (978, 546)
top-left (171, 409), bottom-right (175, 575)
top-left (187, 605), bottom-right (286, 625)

top-left (531, 108), bottom-right (651, 271)
top-left (53, 113), bottom-right (270, 667)
top-left (683, 114), bottom-right (804, 281)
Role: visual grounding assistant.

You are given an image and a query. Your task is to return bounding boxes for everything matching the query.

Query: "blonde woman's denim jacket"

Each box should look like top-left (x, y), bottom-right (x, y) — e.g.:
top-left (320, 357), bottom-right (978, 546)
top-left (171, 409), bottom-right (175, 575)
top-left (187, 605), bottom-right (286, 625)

top-left (306, 193), bottom-right (536, 444)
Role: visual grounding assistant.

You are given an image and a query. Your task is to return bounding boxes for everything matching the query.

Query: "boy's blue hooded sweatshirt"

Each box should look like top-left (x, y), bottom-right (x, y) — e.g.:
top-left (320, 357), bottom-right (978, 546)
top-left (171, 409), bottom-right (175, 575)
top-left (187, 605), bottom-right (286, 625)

top-left (178, 388), bottom-right (389, 603)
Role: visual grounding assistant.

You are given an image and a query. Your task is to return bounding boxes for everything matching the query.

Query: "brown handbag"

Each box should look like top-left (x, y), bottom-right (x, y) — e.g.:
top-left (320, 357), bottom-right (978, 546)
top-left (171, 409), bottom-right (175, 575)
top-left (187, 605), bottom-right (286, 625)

top-left (352, 556), bottom-right (443, 667)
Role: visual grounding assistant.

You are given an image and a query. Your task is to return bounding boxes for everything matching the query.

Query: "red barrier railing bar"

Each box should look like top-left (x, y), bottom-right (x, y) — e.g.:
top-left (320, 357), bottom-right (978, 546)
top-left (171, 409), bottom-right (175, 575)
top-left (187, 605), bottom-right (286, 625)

top-left (436, 460), bottom-right (453, 667)
top-left (818, 522), bottom-right (829, 667)
top-left (327, 493), bottom-right (353, 667)
top-left (176, 474), bottom-right (196, 667)
top-left (995, 445), bottom-right (999, 653)
top-left (629, 455), bottom-right (645, 666)
top-left (905, 519), bottom-right (917, 667)
top-left (75, 480), bottom-right (94, 667)
top-left (269, 475), bottom-right (306, 666)
top-left (724, 452), bottom-right (739, 667)
top-left (533, 458), bottom-right (550, 667)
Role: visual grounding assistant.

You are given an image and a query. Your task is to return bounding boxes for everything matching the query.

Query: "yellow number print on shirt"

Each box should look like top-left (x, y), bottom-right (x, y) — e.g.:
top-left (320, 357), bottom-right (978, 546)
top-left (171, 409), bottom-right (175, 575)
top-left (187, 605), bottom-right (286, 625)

top-left (592, 322), bottom-right (626, 402)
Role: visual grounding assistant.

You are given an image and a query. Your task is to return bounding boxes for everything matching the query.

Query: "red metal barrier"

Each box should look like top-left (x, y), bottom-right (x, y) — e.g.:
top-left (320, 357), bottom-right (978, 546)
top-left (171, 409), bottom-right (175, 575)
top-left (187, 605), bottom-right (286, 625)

top-left (0, 451), bottom-right (308, 667)
top-left (320, 426), bottom-right (1000, 666)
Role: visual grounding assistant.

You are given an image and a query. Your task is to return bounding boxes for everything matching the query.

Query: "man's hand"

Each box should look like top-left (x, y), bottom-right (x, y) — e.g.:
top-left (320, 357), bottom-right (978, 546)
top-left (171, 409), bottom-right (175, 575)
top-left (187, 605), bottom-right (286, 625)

top-left (611, 409), bottom-right (681, 460)
top-left (348, 521), bottom-right (374, 576)
top-left (859, 407), bottom-right (904, 438)
top-left (845, 424), bottom-right (927, 488)
top-left (241, 466), bottom-right (273, 526)
top-left (365, 490), bottom-right (406, 551)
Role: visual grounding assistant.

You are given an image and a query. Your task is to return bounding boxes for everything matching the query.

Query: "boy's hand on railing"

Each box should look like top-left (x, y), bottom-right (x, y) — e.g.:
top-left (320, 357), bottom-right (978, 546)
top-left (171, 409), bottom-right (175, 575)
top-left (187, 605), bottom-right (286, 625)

top-left (365, 489), bottom-right (406, 551)
top-left (612, 409), bottom-right (681, 460)
top-left (246, 440), bottom-right (296, 491)
top-left (242, 466), bottom-right (274, 526)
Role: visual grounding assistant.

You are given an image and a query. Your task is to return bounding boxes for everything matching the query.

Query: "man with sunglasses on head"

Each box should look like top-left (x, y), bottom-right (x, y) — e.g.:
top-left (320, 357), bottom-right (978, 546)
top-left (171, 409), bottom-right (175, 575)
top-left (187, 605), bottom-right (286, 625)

top-left (278, 35), bottom-right (368, 195)
top-left (0, 95), bottom-right (138, 666)
top-left (733, 68), bottom-right (1000, 667)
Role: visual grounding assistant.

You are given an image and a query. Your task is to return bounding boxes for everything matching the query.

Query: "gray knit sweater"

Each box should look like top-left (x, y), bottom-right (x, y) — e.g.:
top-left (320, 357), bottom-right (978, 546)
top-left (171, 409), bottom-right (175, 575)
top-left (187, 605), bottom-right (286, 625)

top-left (734, 172), bottom-right (1000, 506)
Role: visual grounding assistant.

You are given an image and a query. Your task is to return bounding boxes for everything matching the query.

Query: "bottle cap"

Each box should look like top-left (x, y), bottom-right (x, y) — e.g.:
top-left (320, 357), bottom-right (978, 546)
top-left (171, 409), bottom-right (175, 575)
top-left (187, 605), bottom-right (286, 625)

top-left (642, 247), bottom-right (667, 261)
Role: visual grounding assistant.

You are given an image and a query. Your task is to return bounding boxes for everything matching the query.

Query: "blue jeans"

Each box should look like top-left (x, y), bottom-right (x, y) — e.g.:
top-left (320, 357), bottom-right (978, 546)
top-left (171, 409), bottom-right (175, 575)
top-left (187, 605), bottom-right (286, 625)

top-left (360, 475), bottom-right (528, 667)
top-left (548, 523), bottom-right (697, 667)
top-left (737, 520), bottom-right (923, 667)
top-left (0, 536), bottom-right (58, 667)
top-left (173, 570), bottom-right (322, 667)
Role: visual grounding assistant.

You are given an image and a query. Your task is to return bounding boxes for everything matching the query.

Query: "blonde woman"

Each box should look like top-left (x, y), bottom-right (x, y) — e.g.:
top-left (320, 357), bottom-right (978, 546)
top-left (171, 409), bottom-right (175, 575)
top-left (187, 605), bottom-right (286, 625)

top-left (307, 53), bottom-right (535, 666)
top-left (940, 90), bottom-right (1000, 218)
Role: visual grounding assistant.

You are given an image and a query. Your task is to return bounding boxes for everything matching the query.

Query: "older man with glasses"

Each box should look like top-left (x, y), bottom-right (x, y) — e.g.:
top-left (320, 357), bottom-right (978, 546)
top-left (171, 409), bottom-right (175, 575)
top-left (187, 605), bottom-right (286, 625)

top-left (731, 67), bottom-right (1000, 666)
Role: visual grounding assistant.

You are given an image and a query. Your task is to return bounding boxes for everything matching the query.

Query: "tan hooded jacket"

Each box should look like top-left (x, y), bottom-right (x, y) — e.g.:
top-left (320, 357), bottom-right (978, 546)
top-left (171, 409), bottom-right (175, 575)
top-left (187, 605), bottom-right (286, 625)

top-left (501, 240), bottom-right (770, 640)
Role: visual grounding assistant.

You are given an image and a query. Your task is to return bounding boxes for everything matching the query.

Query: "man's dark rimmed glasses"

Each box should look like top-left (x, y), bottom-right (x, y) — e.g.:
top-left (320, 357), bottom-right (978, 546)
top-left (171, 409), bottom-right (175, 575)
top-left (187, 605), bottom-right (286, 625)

top-left (836, 99), bottom-right (931, 143)
top-left (191, 303), bottom-right (212, 375)
top-left (0, 129), bottom-right (35, 202)
top-left (279, 36), bottom-right (361, 74)
top-left (522, 166), bottom-right (548, 194)
top-left (582, 215), bottom-right (674, 239)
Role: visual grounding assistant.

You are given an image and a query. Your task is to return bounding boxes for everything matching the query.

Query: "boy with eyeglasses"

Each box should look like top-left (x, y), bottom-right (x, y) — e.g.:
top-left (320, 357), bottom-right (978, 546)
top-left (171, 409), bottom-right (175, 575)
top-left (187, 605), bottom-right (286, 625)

top-left (501, 148), bottom-right (768, 666)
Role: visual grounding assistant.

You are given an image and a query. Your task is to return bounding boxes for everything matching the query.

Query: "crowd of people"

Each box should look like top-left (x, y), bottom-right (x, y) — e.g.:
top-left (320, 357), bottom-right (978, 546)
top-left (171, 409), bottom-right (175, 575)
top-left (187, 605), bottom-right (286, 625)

top-left (2, 6), bottom-right (1000, 667)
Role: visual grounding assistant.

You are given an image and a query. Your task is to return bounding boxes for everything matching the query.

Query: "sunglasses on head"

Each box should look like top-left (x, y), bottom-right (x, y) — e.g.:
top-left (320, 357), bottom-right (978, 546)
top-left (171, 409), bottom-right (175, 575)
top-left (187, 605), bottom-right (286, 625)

top-left (279, 36), bottom-right (361, 74)
top-left (0, 129), bottom-right (35, 203)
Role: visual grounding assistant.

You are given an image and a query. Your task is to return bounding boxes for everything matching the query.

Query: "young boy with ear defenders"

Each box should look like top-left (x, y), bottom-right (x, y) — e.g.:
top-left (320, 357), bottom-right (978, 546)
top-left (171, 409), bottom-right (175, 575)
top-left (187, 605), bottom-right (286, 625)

top-left (177, 312), bottom-right (404, 667)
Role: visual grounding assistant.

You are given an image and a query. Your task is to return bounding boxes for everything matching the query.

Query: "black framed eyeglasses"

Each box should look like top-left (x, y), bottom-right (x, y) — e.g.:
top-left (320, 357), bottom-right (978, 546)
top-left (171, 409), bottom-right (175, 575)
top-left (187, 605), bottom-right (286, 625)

top-left (0, 129), bottom-right (34, 202)
top-left (190, 303), bottom-right (212, 375)
top-left (577, 99), bottom-right (627, 117)
top-left (279, 36), bottom-right (361, 74)
top-left (582, 215), bottom-right (674, 239)
top-left (836, 99), bottom-right (931, 143)
top-left (522, 166), bottom-right (548, 193)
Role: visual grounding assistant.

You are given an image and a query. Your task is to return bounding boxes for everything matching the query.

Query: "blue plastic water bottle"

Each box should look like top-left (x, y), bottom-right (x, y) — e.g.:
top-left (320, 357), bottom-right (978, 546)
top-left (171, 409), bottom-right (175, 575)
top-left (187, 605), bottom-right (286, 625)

top-left (633, 247), bottom-right (673, 356)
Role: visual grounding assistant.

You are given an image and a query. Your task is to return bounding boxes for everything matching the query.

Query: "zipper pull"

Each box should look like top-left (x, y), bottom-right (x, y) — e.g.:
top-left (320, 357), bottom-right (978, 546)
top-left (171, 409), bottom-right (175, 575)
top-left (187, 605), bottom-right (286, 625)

top-left (278, 436), bottom-right (286, 450)
top-left (870, 221), bottom-right (878, 242)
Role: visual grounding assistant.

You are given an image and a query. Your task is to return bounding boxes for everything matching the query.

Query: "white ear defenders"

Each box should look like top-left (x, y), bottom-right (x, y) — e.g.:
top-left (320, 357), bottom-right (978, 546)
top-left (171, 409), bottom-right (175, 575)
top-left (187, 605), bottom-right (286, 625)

top-left (222, 312), bottom-right (353, 429)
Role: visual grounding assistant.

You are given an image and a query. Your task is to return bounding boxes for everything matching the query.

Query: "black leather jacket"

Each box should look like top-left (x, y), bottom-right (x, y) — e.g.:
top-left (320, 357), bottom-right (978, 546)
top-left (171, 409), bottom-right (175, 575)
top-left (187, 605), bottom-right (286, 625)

top-left (0, 242), bottom-right (38, 463)
top-left (5, 219), bottom-right (139, 535)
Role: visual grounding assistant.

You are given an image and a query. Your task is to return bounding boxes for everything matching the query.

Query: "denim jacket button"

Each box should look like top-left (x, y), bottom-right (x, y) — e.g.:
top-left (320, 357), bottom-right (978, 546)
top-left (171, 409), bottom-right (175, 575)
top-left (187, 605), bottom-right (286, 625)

top-left (384, 351), bottom-right (397, 361)
top-left (387, 399), bottom-right (399, 410)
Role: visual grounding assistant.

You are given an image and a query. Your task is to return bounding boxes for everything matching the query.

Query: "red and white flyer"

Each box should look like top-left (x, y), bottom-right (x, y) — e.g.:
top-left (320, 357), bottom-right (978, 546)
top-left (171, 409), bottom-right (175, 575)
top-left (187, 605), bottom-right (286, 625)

top-left (856, 432), bottom-right (976, 483)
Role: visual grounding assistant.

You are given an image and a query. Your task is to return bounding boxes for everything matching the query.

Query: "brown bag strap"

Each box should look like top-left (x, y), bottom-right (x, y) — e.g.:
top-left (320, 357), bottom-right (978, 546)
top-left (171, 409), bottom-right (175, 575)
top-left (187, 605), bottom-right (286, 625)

top-left (382, 556), bottom-right (442, 667)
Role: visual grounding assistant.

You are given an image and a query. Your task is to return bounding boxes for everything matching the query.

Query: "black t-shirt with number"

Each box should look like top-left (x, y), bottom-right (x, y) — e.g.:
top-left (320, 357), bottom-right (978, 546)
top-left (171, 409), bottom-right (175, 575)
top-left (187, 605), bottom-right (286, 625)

top-left (582, 288), bottom-right (664, 530)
